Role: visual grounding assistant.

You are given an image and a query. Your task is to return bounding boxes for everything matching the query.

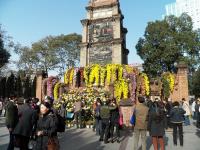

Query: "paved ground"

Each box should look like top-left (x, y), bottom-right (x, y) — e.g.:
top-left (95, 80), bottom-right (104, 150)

top-left (0, 116), bottom-right (200, 150)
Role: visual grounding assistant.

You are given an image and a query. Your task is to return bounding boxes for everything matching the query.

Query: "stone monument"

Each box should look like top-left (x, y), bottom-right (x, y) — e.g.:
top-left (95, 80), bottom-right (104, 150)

top-left (170, 64), bottom-right (189, 101)
top-left (80, 0), bottom-right (129, 66)
top-left (36, 71), bottom-right (47, 101)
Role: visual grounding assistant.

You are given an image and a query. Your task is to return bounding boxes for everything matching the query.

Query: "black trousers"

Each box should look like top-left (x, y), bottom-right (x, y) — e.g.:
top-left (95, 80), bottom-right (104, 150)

top-left (7, 130), bottom-right (14, 150)
top-left (100, 119), bottom-right (110, 141)
top-left (15, 135), bottom-right (29, 150)
top-left (110, 122), bottom-right (120, 139)
top-left (197, 112), bottom-right (200, 128)
top-left (172, 123), bottom-right (183, 146)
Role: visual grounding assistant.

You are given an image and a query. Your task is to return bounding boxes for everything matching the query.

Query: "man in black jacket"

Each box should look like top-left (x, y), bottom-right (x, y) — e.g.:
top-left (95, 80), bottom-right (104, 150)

top-left (110, 98), bottom-right (120, 143)
top-left (13, 98), bottom-right (37, 150)
top-left (170, 101), bottom-right (186, 146)
top-left (5, 97), bottom-right (18, 150)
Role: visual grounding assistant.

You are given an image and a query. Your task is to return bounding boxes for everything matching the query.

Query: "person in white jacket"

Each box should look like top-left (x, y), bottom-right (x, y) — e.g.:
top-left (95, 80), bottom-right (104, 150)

top-left (182, 98), bottom-right (191, 126)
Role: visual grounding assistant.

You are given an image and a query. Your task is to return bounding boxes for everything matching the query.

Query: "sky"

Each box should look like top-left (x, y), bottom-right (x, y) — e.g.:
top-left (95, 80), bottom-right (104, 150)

top-left (0, 0), bottom-right (175, 73)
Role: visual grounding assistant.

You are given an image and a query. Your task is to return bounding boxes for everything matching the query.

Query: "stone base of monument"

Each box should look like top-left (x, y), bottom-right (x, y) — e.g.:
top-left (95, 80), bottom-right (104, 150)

top-left (119, 99), bottom-right (135, 128)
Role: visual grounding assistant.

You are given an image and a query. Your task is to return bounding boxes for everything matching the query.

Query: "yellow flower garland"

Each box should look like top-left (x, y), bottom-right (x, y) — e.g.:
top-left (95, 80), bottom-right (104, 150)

top-left (111, 64), bottom-right (117, 82)
top-left (84, 66), bottom-right (90, 86)
top-left (114, 79), bottom-right (129, 103)
top-left (100, 66), bottom-right (106, 86)
top-left (106, 64), bottom-right (112, 85)
top-left (114, 80), bottom-right (122, 103)
top-left (89, 64), bottom-right (100, 86)
top-left (122, 79), bottom-right (129, 99)
top-left (105, 64), bottom-right (120, 85)
top-left (169, 73), bottom-right (175, 92)
top-left (69, 68), bottom-right (74, 85)
top-left (54, 82), bottom-right (61, 101)
top-left (118, 65), bottom-right (123, 80)
top-left (162, 72), bottom-right (175, 93)
top-left (61, 65), bottom-right (144, 104)
top-left (141, 73), bottom-right (150, 96)
top-left (125, 65), bottom-right (133, 74)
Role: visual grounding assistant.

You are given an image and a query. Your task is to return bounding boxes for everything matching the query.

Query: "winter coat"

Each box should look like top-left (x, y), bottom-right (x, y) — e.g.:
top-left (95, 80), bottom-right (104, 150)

top-left (195, 104), bottom-right (200, 113)
top-left (5, 101), bottom-right (18, 129)
top-left (100, 105), bottom-right (116, 119)
top-left (134, 103), bottom-right (149, 130)
top-left (110, 107), bottom-right (120, 124)
top-left (148, 104), bottom-right (167, 136)
top-left (182, 101), bottom-right (191, 116)
top-left (170, 106), bottom-right (186, 123)
top-left (94, 105), bottom-right (101, 119)
top-left (13, 103), bottom-right (37, 137)
top-left (165, 102), bottom-right (172, 116)
top-left (35, 111), bottom-right (57, 150)
top-left (59, 103), bottom-right (66, 118)
top-left (192, 101), bottom-right (196, 112)
top-left (74, 101), bottom-right (82, 113)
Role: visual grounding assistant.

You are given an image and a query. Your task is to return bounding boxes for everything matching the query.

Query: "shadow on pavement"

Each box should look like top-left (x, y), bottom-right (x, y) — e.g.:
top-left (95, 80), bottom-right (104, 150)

top-left (119, 129), bottom-right (133, 150)
top-left (59, 128), bottom-right (102, 150)
top-left (196, 129), bottom-right (200, 138)
top-left (59, 127), bottom-right (132, 150)
top-left (76, 141), bottom-right (105, 150)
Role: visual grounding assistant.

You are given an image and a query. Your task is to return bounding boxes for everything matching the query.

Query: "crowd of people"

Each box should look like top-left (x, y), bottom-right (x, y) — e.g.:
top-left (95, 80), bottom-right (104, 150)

top-left (1, 96), bottom-right (61, 150)
top-left (85, 96), bottom-right (200, 150)
top-left (72, 97), bottom-right (121, 144)
top-left (133, 97), bottom-right (200, 150)
top-left (0, 95), bottom-right (200, 150)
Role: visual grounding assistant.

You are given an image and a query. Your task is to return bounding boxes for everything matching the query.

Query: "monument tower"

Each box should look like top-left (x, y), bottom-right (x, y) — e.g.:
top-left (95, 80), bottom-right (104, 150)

top-left (80, 0), bottom-right (129, 66)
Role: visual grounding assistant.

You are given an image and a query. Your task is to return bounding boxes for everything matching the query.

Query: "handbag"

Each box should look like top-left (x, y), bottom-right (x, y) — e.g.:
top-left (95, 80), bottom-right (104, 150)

top-left (66, 112), bottom-right (74, 119)
top-left (47, 137), bottom-right (59, 150)
top-left (130, 114), bottom-right (136, 125)
top-left (28, 139), bottom-right (36, 150)
top-left (119, 115), bottom-right (123, 126)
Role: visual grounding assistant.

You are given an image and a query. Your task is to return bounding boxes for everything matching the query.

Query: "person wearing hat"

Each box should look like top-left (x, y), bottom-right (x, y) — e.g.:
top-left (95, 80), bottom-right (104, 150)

top-left (35, 102), bottom-right (59, 150)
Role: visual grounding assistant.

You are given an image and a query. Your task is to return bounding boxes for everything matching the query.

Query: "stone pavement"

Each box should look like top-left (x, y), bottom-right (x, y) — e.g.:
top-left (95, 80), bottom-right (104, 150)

top-left (59, 124), bottom-right (200, 150)
top-left (0, 116), bottom-right (200, 150)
